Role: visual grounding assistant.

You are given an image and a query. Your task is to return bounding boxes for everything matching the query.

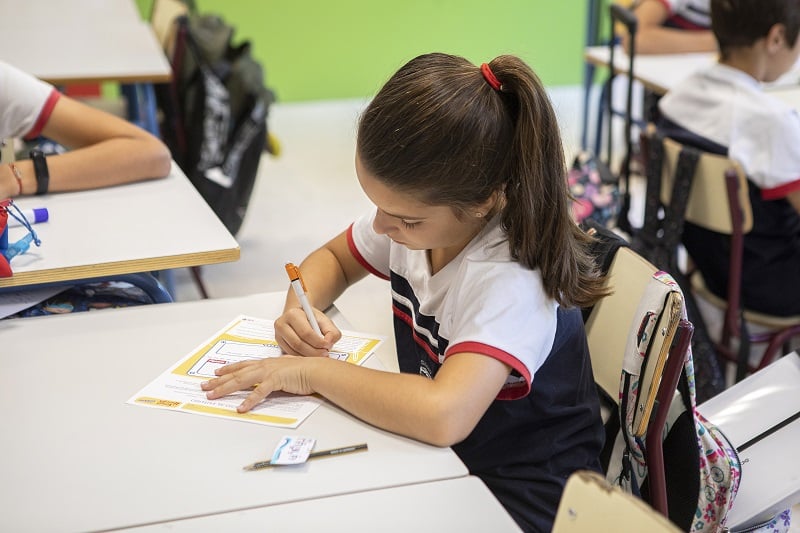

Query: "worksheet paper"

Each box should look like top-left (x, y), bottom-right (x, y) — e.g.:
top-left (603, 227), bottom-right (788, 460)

top-left (127, 314), bottom-right (383, 428)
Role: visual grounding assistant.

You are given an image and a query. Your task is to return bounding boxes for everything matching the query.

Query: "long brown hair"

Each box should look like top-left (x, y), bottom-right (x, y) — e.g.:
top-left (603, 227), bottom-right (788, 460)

top-left (357, 53), bottom-right (606, 308)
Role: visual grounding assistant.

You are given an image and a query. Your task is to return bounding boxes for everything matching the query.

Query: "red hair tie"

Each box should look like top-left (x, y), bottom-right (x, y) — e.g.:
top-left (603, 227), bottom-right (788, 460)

top-left (480, 63), bottom-right (502, 91)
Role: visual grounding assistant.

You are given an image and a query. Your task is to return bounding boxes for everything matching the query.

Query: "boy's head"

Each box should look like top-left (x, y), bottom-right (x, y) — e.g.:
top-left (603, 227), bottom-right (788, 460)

top-left (711, 0), bottom-right (800, 55)
top-left (712, 0), bottom-right (800, 81)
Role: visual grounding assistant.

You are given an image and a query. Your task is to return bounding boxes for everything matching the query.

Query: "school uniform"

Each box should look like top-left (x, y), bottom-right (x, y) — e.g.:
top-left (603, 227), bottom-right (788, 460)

top-left (653, 0), bottom-right (710, 30)
top-left (348, 209), bottom-right (604, 533)
top-left (659, 63), bottom-right (800, 316)
top-left (0, 61), bottom-right (60, 140)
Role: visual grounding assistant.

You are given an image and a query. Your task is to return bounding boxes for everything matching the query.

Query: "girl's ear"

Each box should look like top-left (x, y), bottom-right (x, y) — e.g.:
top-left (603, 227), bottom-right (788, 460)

top-left (476, 188), bottom-right (505, 218)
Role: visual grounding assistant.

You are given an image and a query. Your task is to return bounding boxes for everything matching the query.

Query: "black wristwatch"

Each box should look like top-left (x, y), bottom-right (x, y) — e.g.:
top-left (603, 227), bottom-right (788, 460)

top-left (30, 149), bottom-right (49, 195)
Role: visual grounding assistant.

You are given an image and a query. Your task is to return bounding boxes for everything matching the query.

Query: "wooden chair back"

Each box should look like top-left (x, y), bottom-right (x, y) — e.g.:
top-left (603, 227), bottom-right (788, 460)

top-left (552, 471), bottom-right (681, 533)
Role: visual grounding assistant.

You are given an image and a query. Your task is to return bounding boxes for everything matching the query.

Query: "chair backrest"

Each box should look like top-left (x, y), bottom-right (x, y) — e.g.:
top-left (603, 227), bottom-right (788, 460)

top-left (1, 138), bottom-right (14, 164)
top-left (586, 245), bottom-right (677, 433)
top-left (585, 235), bottom-right (744, 530)
top-left (650, 130), bottom-right (767, 381)
top-left (585, 244), bottom-right (699, 523)
top-left (584, 224), bottom-right (742, 531)
top-left (150, 0), bottom-right (189, 55)
top-left (658, 136), bottom-right (753, 234)
top-left (586, 246), bottom-right (652, 400)
top-left (552, 471), bottom-right (681, 533)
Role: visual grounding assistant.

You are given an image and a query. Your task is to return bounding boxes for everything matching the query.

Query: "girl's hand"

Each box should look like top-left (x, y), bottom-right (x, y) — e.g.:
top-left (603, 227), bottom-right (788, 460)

top-left (274, 307), bottom-right (341, 357)
top-left (201, 356), bottom-right (319, 413)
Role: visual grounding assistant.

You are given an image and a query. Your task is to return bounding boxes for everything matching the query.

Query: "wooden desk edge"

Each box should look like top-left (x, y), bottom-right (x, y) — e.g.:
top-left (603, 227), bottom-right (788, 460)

top-left (41, 72), bottom-right (173, 85)
top-left (0, 247), bottom-right (240, 289)
top-left (582, 50), bottom-right (669, 95)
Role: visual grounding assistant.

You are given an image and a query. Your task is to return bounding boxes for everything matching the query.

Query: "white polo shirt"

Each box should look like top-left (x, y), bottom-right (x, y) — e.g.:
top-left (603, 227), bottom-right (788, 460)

top-left (659, 62), bottom-right (800, 200)
top-left (653, 0), bottom-right (710, 29)
top-left (0, 61), bottom-right (60, 140)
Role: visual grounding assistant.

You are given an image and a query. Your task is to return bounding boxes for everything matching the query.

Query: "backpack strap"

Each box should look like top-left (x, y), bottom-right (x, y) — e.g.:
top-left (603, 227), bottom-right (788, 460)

top-left (659, 145), bottom-right (699, 273)
top-left (637, 132), bottom-right (700, 274)
top-left (581, 218), bottom-right (631, 275)
top-left (579, 218), bottom-right (630, 322)
top-left (639, 132), bottom-right (663, 252)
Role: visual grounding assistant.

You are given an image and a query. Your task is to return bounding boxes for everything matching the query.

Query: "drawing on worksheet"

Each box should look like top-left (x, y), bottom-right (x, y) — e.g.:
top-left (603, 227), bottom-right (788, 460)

top-left (127, 314), bottom-right (383, 428)
top-left (186, 339), bottom-right (277, 377)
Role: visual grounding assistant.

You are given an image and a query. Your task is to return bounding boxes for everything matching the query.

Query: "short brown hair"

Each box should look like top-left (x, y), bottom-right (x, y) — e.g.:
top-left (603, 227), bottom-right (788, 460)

top-left (712, 0), bottom-right (800, 55)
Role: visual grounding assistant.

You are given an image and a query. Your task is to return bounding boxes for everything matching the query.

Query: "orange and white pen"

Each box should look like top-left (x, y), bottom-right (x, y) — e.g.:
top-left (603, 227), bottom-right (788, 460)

top-left (285, 262), bottom-right (323, 337)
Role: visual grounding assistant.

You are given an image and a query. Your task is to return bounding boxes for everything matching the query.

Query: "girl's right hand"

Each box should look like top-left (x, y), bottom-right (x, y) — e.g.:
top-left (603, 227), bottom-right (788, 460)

top-left (274, 306), bottom-right (341, 357)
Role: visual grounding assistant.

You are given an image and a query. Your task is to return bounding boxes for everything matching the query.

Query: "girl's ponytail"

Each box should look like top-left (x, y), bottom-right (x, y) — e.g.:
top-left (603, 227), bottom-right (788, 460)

top-left (489, 56), bottom-right (607, 308)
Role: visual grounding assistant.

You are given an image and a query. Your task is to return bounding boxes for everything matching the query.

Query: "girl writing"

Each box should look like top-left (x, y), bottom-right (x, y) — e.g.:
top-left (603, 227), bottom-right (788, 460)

top-left (203, 53), bottom-right (607, 532)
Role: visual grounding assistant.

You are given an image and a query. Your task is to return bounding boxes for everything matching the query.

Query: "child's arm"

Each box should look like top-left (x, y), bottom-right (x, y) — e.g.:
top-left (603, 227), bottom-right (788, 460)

top-left (13, 94), bottom-right (171, 195)
top-left (202, 349), bottom-right (512, 447)
top-left (275, 229), bottom-right (370, 356)
top-left (622, 0), bottom-right (717, 55)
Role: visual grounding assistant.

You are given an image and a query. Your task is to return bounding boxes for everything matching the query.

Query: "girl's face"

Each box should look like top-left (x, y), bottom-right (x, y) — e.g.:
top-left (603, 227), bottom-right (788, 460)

top-left (355, 155), bottom-right (486, 253)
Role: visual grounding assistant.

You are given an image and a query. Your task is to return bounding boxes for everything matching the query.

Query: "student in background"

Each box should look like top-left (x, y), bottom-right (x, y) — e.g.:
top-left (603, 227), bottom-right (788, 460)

top-left (658, 0), bottom-right (800, 317)
top-left (1, 60), bottom-right (171, 199)
top-left (623, 0), bottom-right (716, 54)
top-left (203, 52), bottom-right (607, 532)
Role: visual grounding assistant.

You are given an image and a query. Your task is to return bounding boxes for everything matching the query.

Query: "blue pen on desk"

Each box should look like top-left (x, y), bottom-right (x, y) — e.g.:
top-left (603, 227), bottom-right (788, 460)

top-left (7, 208), bottom-right (48, 227)
top-left (285, 262), bottom-right (323, 337)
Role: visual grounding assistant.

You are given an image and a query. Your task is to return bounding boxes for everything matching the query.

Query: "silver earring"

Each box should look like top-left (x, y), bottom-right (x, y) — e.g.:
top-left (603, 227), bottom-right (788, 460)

top-left (475, 212), bottom-right (483, 218)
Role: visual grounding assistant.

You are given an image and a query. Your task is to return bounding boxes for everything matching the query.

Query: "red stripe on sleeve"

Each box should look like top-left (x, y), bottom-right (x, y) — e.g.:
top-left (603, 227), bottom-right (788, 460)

top-left (346, 224), bottom-right (391, 281)
top-left (761, 178), bottom-right (800, 200)
top-left (446, 341), bottom-right (532, 400)
top-left (24, 89), bottom-right (61, 140)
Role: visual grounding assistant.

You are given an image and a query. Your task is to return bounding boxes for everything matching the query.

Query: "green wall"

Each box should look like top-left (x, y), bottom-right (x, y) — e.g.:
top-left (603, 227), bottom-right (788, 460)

top-left (137, 1), bottom-right (587, 102)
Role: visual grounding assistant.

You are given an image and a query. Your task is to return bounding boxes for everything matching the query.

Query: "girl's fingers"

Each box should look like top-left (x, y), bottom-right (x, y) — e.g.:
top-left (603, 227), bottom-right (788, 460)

top-left (200, 353), bottom-right (316, 411)
top-left (275, 308), bottom-right (338, 356)
top-left (202, 365), bottom-right (262, 399)
top-left (316, 313), bottom-right (342, 348)
top-left (237, 384), bottom-right (274, 412)
top-left (278, 323), bottom-right (329, 357)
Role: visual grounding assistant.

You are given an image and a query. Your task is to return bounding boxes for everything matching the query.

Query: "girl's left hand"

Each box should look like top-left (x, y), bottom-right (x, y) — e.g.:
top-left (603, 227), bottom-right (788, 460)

top-left (201, 356), bottom-right (317, 413)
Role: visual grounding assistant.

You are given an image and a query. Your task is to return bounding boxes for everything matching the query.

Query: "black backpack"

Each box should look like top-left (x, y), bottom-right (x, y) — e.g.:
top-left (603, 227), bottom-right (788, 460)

top-left (157, 13), bottom-right (275, 236)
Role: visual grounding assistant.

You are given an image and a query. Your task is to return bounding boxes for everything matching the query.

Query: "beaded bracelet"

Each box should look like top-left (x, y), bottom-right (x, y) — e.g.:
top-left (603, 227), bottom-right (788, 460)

top-left (9, 163), bottom-right (23, 196)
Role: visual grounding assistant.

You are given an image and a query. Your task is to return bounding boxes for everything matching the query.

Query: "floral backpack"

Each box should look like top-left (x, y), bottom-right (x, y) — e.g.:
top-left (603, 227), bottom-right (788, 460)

top-left (582, 222), bottom-right (743, 532)
top-left (603, 270), bottom-right (742, 531)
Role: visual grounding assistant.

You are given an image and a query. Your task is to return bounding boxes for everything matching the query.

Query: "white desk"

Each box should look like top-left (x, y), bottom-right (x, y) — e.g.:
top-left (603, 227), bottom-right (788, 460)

top-left (584, 45), bottom-right (715, 95)
top-left (767, 85), bottom-right (800, 109)
top-left (698, 353), bottom-right (800, 530)
top-left (123, 476), bottom-right (520, 532)
top-left (0, 0), bottom-right (141, 26)
top-left (585, 45), bottom-right (800, 96)
top-left (0, 0), bottom-right (171, 85)
top-left (1, 162), bottom-right (239, 289)
top-left (0, 292), bottom-right (468, 532)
